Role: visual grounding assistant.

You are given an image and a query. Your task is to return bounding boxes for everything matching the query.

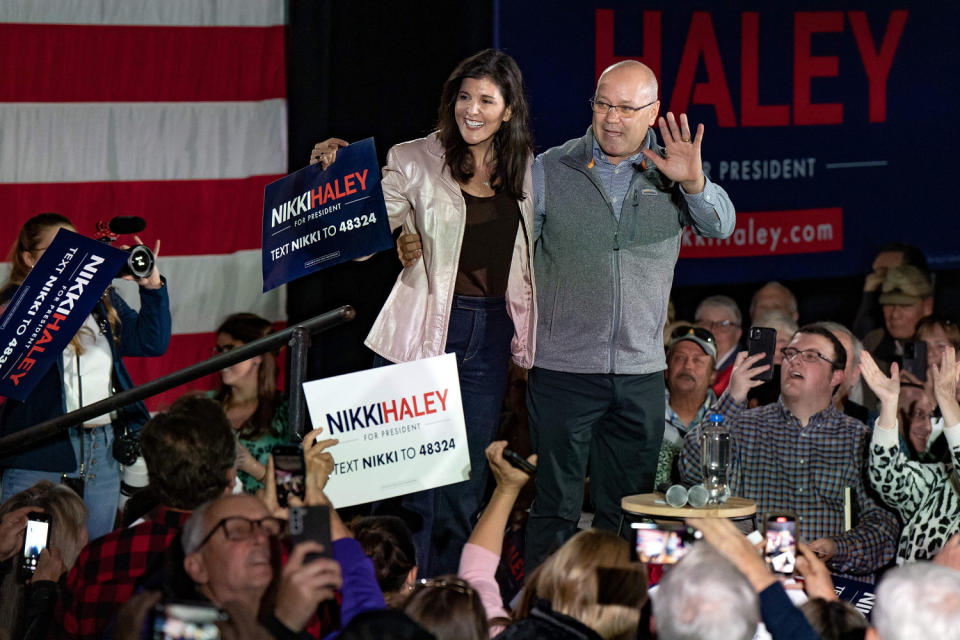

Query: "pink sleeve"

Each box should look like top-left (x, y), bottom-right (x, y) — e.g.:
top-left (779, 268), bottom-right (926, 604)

top-left (459, 542), bottom-right (510, 636)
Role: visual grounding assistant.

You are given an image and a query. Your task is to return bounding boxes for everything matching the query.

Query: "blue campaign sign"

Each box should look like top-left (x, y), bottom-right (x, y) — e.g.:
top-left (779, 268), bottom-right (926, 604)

top-left (0, 229), bottom-right (127, 401)
top-left (497, 2), bottom-right (952, 283)
top-left (832, 574), bottom-right (875, 619)
top-left (261, 137), bottom-right (393, 291)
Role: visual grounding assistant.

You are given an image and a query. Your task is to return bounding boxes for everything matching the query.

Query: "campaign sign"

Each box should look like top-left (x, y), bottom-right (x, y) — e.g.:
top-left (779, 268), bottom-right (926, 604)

top-left (302, 353), bottom-right (469, 508)
top-left (0, 229), bottom-right (127, 401)
top-left (261, 137), bottom-right (392, 291)
top-left (833, 575), bottom-right (875, 619)
top-left (497, 2), bottom-right (957, 282)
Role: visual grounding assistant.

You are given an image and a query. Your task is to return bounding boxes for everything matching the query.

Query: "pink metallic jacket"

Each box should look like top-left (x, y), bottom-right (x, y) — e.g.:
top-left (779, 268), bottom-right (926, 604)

top-left (365, 133), bottom-right (536, 367)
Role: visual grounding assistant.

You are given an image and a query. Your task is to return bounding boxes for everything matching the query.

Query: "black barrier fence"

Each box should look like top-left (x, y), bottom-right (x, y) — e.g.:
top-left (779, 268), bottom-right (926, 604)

top-left (0, 305), bottom-right (355, 458)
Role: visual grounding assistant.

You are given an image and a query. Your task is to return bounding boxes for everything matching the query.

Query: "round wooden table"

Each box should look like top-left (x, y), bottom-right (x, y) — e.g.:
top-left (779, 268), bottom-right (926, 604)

top-left (618, 493), bottom-right (758, 533)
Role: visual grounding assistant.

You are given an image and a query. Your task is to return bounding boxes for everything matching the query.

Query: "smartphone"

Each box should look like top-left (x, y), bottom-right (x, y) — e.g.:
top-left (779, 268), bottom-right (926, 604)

top-left (747, 326), bottom-right (777, 381)
top-left (151, 601), bottom-right (228, 640)
top-left (289, 505), bottom-right (333, 563)
top-left (19, 512), bottom-right (50, 580)
top-left (764, 513), bottom-right (798, 576)
top-left (272, 443), bottom-right (306, 507)
top-left (902, 340), bottom-right (928, 382)
top-left (502, 448), bottom-right (536, 474)
top-left (631, 522), bottom-right (702, 564)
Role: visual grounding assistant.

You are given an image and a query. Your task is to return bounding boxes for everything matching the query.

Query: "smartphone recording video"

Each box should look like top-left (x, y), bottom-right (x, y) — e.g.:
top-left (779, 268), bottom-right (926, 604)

top-left (902, 340), bottom-right (928, 382)
top-left (272, 443), bottom-right (306, 507)
top-left (289, 505), bottom-right (333, 562)
top-left (20, 512), bottom-right (50, 579)
top-left (764, 514), bottom-right (797, 575)
top-left (632, 523), bottom-right (702, 564)
top-left (747, 326), bottom-right (777, 381)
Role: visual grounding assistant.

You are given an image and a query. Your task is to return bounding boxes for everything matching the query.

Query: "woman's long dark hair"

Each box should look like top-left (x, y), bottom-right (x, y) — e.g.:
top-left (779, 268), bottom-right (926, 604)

top-left (436, 49), bottom-right (532, 201)
top-left (213, 313), bottom-right (280, 441)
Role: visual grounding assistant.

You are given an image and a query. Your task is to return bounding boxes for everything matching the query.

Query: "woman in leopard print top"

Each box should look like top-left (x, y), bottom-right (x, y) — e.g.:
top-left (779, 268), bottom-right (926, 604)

top-left (862, 350), bottom-right (960, 563)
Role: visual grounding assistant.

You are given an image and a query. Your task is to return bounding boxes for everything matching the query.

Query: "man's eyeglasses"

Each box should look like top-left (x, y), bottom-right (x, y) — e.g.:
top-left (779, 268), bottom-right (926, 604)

top-left (781, 347), bottom-right (837, 368)
top-left (589, 98), bottom-right (658, 119)
top-left (196, 516), bottom-right (285, 550)
top-left (670, 325), bottom-right (717, 345)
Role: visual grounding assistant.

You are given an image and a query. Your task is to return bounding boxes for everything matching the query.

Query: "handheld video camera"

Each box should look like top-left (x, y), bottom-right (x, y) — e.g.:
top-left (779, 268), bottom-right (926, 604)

top-left (95, 216), bottom-right (156, 279)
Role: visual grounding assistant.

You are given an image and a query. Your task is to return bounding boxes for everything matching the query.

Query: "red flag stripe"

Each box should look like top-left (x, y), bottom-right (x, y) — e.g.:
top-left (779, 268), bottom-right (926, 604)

top-left (0, 177), bottom-right (283, 256)
top-left (0, 23), bottom-right (285, 102)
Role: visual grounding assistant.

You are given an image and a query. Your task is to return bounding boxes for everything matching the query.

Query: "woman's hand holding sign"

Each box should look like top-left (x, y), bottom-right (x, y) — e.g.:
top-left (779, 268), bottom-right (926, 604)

top-left (310, 138), bottom-right (349, 170)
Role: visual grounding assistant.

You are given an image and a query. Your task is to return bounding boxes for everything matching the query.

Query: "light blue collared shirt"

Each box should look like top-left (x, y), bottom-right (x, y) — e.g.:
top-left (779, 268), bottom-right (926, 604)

top-left (532, 130), bottom-right (733, 241)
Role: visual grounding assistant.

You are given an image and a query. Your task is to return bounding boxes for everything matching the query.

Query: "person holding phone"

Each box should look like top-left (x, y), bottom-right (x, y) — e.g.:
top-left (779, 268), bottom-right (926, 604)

top-left (0, 212), bottom-right (171, 540)
top-left (863, 264), bottom-right (934, 379)
top-left (679, 325), bottom-right (899, 581)
top-left (0, 481), bottom-right (89, 640)
top-left (311, 49), bottom-right (536, 577)
top-left (57, 396), bottom-right (237, 640)
top-left (458, 441), bottom-right (536, 635)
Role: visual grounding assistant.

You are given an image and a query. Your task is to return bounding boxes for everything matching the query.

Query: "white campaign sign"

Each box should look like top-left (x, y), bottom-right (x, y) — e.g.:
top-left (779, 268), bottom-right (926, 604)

top-left (302, 353), bottom-right (469, 508)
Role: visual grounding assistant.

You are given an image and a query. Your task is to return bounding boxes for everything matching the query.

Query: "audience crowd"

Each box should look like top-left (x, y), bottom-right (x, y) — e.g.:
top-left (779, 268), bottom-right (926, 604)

top-left (2, 50), bottom-right (960, 640)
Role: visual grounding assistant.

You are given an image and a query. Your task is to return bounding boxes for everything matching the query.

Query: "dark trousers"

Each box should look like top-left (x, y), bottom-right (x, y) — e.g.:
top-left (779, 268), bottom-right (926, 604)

top-left (524, 367), bottom-right (665, 572)
top-left (374, 295), bottom-right (513, 577)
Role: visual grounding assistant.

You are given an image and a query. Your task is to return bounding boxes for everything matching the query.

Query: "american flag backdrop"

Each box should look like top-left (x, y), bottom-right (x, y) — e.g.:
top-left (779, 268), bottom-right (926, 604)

top-left (0, 0), bottom-right (289, 409)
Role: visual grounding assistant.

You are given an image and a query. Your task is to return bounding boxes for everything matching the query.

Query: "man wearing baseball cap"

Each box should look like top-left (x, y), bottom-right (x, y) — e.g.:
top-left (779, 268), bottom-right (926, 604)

top-left (863, 264), bottom-right (935, 374)
top-left (656, 325), bottom-right (718, 486)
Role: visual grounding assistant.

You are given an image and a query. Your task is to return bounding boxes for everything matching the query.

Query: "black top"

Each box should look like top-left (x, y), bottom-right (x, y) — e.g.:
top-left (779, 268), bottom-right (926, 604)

top-left (455, 189), bottom-right (520, 297)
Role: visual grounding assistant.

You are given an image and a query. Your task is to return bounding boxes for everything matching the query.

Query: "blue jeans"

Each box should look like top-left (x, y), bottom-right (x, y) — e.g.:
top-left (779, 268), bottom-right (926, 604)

top-left (1, 426), bottom-right (120, 541)
top-left (373, 295), bottom-right (513, 577)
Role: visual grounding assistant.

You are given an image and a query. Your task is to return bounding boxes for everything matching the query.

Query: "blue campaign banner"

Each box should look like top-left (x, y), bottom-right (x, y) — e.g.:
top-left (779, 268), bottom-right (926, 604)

top-left (0, 229), bottom-right (127, 401)
top-left (496, 2), bottom-right (953, 284)
top-left (832, 574), bottom-right (875, 619)
top-left (261, 137), bottom-right (393, 291)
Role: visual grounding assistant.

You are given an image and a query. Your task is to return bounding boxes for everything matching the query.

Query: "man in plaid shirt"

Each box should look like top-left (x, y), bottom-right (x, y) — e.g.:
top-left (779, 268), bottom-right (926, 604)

top-left (680, 325), bottom-right (898, 581)
top-left (55, 397), bottom-right (238, 639)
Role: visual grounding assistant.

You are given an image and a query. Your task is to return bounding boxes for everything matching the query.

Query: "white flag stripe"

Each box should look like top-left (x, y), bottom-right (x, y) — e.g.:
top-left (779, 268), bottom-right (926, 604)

top-left (3, 251), bottom-right (286, 336)
top-left (0, 100), bottom-right (287, 184)
top-left (0, 0), bottom-right (285, 27)
top-left (109, 250), bottom-right (286, 335)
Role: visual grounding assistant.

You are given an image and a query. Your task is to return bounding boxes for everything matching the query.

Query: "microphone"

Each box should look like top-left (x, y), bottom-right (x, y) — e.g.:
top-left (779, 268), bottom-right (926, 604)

top-left (108, 216), bottom-right (147, 235)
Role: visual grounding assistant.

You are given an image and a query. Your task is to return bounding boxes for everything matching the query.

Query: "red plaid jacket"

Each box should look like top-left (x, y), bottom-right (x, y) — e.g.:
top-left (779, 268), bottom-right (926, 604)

top-left (55, 505), bottom-right (191, 640)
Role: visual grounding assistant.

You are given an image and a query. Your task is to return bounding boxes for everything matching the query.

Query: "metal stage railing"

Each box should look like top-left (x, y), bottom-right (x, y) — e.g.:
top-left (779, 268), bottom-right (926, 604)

top-left (0, 305), bottom-right (355, 458)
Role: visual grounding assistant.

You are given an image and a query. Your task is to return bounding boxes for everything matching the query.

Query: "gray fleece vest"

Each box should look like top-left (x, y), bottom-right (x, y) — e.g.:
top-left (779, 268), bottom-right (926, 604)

top-left (534, 129), bottom-right (691, 374)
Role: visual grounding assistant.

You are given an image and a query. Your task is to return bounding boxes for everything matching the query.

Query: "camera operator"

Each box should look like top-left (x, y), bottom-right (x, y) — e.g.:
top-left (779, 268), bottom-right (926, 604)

top-left (0, 212), bottom-right (171, 541)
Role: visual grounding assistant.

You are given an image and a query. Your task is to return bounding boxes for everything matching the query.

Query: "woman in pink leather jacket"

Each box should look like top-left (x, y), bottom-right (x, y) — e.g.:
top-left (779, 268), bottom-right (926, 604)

top-left (311, 49), bottom-right (535, 577)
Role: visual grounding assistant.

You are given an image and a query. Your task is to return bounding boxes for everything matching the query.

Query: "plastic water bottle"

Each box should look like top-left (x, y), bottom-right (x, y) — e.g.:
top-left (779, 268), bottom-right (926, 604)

top-left (700, 413), bottom-right (731, 504)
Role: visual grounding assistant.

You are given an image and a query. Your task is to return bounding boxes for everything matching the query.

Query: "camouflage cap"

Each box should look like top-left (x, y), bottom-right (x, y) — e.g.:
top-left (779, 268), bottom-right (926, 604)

top-left (879, 264), bottom-right (933, 305)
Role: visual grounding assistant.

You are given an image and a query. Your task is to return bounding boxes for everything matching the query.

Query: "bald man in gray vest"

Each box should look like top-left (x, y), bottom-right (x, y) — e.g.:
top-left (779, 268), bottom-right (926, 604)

top-left (525, 60), bottom-right (735, 571)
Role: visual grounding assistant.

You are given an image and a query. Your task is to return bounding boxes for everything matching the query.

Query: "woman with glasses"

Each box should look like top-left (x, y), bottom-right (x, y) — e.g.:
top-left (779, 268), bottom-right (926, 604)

top-left (209, 313), bottom-right (287, 493)
top-left (0, 213), bottom-right (170, 540)
top-left (310, 49), bottom-right (535, 577)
